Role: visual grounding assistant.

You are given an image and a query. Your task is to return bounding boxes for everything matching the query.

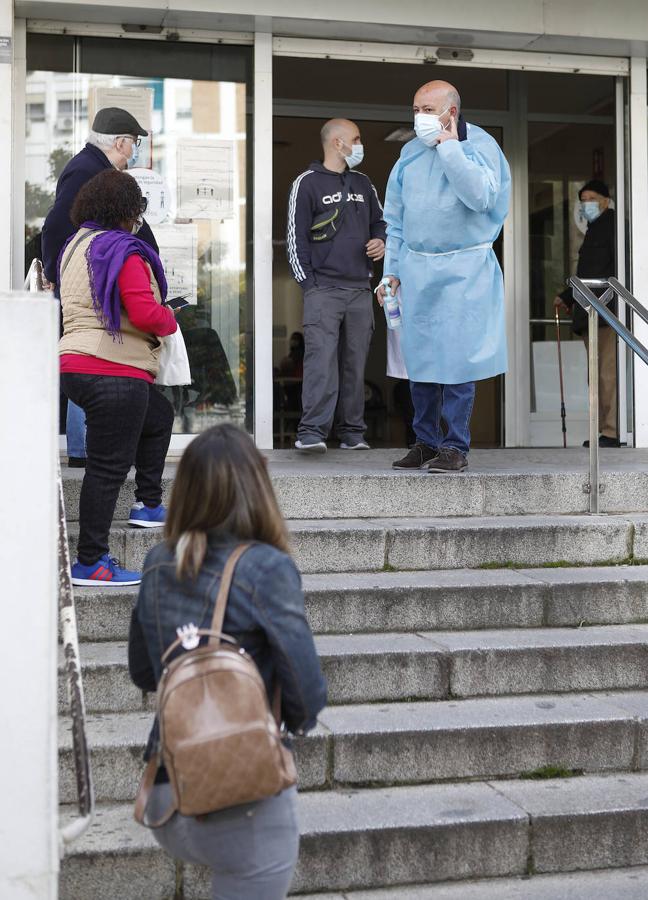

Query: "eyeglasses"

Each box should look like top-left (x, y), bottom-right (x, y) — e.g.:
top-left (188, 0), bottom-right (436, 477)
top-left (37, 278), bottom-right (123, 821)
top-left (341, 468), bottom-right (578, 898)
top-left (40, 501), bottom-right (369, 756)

top-left (118, 135), bottom-right (142, 148)
top-left (139, 197), bottom-right (148, 213)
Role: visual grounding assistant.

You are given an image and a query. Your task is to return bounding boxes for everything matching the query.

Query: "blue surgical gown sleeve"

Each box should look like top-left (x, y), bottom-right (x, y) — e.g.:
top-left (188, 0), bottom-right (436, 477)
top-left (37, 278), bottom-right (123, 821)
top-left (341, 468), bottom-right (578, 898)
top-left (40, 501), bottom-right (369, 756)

top-left (383, 162), bottom-right (404, 279)
top-left (436, 138), bottom-right (502, 213)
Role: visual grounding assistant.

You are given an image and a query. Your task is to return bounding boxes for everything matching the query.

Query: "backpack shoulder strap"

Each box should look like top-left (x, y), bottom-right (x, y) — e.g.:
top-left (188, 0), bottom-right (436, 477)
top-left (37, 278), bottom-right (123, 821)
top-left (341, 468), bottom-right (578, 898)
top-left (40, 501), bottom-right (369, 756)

top-left (209, 543), bottom-right (252, 644)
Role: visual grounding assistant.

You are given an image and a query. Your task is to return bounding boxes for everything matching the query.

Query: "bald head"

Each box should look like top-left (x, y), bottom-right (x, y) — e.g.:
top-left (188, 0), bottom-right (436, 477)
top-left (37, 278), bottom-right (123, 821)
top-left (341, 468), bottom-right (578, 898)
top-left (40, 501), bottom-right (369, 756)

top-left (321, 118), bottom-right (361, 152)
top-left (413, 80), bottom-right (461, 117)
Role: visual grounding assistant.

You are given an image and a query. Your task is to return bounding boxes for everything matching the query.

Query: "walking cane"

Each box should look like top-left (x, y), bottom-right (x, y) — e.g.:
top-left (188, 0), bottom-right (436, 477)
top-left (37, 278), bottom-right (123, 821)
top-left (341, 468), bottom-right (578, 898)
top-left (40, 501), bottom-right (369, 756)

top-left (555, 308), bottom-right (567, 448)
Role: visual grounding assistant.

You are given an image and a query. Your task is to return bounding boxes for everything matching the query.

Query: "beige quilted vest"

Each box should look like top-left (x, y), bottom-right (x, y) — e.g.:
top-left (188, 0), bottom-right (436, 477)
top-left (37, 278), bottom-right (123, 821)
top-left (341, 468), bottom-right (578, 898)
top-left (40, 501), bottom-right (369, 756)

top-left (58, 227), bottom-right (164, 377)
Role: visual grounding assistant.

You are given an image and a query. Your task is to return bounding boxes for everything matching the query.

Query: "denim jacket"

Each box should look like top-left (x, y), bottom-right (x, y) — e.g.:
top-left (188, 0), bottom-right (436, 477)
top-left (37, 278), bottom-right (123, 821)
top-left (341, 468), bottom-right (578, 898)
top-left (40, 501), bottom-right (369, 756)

top-left (128, 534), bottom-right (327, 762)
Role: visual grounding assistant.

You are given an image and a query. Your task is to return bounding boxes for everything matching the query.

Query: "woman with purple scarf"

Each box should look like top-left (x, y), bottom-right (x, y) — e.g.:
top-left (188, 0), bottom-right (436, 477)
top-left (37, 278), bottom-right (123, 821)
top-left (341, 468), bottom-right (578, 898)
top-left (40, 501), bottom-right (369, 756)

top-left (60, 169), bottom-right (177, 587)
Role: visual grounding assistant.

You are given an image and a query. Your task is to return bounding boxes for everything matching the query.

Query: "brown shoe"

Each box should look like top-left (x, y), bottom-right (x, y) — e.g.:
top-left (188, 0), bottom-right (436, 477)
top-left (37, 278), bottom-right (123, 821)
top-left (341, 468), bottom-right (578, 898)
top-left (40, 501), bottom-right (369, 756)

top-left (392, 442), bottom-right (437, 469)
top-left (427, 447), bottom-right (468, 473)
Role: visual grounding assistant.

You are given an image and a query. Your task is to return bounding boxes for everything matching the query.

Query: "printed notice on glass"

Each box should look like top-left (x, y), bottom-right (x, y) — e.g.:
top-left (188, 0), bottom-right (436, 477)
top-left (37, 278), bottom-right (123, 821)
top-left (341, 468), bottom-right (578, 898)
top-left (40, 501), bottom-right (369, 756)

top-left (89, 86), bottom-right (153, 132)
top-left (155, 224), bottom-right (198, 305)
top-left (176, 139), bottom-right (234, 219)
top-left (128, 168), bottom-right (170, 225)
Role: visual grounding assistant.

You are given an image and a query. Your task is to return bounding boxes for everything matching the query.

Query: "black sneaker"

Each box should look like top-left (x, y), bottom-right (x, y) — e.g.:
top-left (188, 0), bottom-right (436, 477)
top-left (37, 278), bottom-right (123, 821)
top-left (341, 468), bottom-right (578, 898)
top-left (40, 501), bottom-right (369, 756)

top-left (392, 442), bottom-right (437, 469)
top-left (583, 436), bottom-right (621, 448)
top-left (427, 447), bottom-right (468, 473)
top-left (68, 456), bottom-right (86, 468)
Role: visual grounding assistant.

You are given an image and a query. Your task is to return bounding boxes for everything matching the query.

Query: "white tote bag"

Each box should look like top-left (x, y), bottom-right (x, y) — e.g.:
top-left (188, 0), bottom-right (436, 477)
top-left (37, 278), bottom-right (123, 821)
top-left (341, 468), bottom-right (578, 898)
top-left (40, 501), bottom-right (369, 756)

top-left (24, 258), bottom-right (49, 293)
top-left (156, 325), bottom-right (192, 386)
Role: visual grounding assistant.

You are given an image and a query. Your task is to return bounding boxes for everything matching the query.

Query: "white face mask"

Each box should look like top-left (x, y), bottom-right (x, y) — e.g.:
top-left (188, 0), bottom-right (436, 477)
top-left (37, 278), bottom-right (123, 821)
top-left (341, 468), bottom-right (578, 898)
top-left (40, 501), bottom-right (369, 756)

top-left (414, 107), bottom-right (450, 147)
top-left (131, 216), bottom-right (144, 235)
top-left (342, 142), bottom-right (364, 169)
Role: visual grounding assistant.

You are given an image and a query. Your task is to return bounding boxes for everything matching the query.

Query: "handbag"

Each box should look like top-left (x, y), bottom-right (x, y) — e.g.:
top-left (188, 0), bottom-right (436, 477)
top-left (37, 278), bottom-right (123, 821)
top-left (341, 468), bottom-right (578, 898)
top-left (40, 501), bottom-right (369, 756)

top-left (134, 544), bottom-right (297, 827)
top-left (309, 172), bottom-right (350, 243)
top-left (24, 259), bottom-right (48, 292)
top-left (156, 324), bottom-right (192, 386)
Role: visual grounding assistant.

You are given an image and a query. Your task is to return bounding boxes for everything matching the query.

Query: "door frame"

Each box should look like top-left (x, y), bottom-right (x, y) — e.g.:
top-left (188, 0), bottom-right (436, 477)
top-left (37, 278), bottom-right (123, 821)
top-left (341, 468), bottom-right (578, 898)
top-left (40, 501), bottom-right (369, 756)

top-left (272, 36), bottom-right (630, 447)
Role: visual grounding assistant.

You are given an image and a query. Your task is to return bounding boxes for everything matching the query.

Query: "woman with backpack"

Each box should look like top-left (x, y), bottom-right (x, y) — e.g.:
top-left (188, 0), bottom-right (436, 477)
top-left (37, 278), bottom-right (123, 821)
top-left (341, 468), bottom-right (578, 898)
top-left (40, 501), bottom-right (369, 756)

top-left (128, 424), bottom-right (327, 899)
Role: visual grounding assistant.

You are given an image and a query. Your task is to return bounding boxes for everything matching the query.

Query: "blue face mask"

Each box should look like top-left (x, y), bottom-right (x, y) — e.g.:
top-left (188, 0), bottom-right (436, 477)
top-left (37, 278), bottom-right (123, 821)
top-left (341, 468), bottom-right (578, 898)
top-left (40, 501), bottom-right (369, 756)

top-left (581, 200), bottom-right (601, 223)
top-left (342, 142), bottom-right (364, 169)
top-left (126, 140), bottom-right (140, 170)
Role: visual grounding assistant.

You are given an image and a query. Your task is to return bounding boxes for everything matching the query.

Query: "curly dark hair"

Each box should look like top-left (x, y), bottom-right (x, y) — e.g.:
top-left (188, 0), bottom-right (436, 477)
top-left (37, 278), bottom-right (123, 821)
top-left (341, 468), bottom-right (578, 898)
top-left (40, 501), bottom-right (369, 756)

top-left (70, 169), bottom-right (145, 230)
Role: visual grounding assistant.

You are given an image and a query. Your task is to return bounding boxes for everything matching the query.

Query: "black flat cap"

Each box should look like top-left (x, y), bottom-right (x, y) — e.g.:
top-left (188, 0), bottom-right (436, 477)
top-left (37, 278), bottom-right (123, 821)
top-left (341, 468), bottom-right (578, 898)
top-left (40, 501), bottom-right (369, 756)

top-left (579, 179), bottom-right (610, 198)
top-left (92, 107), bottom-right (148, 137)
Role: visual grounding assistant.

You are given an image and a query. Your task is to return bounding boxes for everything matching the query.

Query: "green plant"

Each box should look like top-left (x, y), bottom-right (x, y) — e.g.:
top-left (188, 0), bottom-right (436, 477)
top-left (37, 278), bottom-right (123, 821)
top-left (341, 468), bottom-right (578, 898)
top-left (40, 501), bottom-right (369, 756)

top-left (520, 765), bottom-right (584, 780)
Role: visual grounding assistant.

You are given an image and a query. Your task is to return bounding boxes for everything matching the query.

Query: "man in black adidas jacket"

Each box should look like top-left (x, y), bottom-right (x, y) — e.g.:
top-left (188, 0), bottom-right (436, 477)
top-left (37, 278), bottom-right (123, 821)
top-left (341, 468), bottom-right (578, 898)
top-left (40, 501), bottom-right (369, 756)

top-left (287, 118), bottom-right (386, 453)
top-left (554, 179), bottom-right (618, 446)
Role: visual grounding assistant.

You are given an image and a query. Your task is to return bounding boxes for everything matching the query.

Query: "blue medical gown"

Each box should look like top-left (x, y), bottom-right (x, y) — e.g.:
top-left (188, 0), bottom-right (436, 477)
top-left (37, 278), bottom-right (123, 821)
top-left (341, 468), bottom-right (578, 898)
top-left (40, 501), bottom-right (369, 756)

top-left (383, 125), bottom-right (511, 384)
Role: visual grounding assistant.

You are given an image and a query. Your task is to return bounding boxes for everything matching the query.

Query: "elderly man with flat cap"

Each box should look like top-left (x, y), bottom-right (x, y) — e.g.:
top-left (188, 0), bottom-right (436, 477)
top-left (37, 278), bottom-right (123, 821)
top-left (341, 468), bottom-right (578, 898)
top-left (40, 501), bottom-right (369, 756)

top-left (379, 80), bottom-right (511, 472)
top-left (554, 179), bottom-right (618, 447)
top-left (42, 107), bottom-right (158, 467)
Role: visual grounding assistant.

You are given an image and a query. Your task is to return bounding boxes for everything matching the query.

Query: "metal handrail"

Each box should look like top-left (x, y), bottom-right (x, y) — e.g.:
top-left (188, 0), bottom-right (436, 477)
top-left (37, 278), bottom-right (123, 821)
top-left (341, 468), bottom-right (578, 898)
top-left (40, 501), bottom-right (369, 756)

top-left (57, 459), bottom-right (95, 850)
top-left (570, 276), bottom-right (648, 513)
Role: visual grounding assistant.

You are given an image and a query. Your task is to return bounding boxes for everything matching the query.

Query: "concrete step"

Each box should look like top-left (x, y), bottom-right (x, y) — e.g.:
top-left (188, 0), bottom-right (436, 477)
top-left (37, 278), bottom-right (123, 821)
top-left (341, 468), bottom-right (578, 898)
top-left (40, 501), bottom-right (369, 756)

top-left (58, 691), bottom-right (648, 802)
top-left (60, 626), bottom-right (648, 715)
top-left (71, 566), bottom-right (648, 642)
top-left (67, 513), bottom-right (648, 573)
top-left (59, 771), bottom-right (648, 897)
top-left (60, 449), bottom-right (648, 521)
top-left (58, 711), bottom-right (329, 803)
top-left (298, 866), bottom-right (648, 898)
top-left (60, 632), bottom-right (445, 711)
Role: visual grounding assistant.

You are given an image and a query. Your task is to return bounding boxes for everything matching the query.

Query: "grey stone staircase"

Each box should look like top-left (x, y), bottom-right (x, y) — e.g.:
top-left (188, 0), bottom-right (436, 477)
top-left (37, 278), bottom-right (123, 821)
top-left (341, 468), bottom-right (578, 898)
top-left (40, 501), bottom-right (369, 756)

top-left (59, 450), bottom-right (648, 898)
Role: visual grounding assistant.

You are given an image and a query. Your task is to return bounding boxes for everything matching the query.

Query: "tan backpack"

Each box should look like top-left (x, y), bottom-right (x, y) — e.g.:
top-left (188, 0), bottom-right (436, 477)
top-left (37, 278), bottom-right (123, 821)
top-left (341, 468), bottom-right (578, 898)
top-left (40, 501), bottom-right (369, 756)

top-left (134, 544), bottom-right (297, 827)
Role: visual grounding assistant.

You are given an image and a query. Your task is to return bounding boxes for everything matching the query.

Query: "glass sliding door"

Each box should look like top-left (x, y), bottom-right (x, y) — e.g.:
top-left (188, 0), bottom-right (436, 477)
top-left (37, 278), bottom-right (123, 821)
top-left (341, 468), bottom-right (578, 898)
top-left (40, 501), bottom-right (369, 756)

top-left (25, 33), bottom-right (253, 441)
top-left (526, 71), bottom-right (617, 446)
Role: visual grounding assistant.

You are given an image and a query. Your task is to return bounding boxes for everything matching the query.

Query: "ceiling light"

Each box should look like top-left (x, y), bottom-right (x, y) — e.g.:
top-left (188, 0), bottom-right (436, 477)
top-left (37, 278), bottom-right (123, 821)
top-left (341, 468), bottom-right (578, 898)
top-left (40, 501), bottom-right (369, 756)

top-left (385, 127), bottom-right (415, 143)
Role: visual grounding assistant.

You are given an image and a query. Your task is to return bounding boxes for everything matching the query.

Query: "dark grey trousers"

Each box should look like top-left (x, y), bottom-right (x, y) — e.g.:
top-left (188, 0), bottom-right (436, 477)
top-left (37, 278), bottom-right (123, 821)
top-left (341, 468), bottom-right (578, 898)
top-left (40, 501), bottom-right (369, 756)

top-left (149, 783), bottom-right (299, 899)
top-left (298, 285), bottom-right (374, 443)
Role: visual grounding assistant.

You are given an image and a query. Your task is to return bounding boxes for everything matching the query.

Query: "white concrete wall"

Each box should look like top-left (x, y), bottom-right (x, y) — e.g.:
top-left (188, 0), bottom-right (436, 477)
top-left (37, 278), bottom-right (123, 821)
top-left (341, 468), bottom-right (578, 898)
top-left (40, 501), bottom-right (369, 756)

top-left (17, 0), bottom-right (648, 49)
top-left (0, 294), bottom-right (59, 899)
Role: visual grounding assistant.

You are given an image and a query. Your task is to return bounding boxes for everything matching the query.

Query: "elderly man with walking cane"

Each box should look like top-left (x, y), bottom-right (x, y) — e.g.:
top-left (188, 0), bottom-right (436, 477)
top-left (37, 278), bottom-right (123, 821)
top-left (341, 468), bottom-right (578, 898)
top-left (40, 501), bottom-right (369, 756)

top-left (378, 80), bottom-right (511, 472)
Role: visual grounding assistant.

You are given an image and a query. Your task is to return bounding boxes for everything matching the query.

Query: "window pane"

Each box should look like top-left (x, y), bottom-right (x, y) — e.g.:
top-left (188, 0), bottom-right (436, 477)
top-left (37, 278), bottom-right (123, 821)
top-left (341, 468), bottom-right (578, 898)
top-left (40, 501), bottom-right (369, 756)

top-left (25, 33), bottom-right (253, 436)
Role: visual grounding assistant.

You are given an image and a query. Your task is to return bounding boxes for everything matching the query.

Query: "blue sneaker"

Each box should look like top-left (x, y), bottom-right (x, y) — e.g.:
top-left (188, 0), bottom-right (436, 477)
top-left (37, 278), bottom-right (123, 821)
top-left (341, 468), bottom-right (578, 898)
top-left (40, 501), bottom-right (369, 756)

top-left (71, 554), bottom-right (141, 587)
top-left (128, 502), bottom-right (166, 528)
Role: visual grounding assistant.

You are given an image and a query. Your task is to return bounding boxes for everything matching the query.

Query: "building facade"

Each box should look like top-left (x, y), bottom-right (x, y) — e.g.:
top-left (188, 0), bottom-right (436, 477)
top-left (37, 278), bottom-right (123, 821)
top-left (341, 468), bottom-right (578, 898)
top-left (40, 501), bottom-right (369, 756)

top-left (4, 0), bottom-right (648, 449)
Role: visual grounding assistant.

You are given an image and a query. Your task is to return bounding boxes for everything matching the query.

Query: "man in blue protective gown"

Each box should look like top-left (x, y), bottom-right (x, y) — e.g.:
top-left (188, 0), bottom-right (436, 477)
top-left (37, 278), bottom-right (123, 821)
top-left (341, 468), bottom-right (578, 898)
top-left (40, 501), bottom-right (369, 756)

top-left (379, 80), bottom-right (511, 472)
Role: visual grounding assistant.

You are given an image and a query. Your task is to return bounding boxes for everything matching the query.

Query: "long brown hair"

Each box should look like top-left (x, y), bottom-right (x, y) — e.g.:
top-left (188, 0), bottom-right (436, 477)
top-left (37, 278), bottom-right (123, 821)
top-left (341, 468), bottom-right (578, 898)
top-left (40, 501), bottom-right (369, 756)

top-left (165, 425), bottom-right (290, 579)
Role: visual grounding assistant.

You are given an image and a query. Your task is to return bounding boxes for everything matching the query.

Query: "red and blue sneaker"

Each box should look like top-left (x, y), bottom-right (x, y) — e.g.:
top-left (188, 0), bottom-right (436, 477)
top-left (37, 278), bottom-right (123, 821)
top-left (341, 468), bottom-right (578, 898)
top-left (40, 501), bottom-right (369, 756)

top-left (128, 502), bottom-right (166, 528)
top-left (71, 554), bottom-right (141, 587)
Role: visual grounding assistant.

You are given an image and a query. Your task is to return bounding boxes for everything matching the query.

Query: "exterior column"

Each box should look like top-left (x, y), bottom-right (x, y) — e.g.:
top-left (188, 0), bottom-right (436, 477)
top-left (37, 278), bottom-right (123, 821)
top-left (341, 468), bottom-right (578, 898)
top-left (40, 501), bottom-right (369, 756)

top-left (253, 28), bottom-right (274, 448)
top-left (630, 57), bottom-right (648, 445)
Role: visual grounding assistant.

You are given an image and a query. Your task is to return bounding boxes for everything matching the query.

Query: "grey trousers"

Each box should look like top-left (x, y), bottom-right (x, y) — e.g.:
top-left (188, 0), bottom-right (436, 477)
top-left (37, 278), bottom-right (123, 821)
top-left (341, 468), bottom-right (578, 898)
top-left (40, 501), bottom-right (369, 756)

top-left (149, 783), bottom-right (299, 900)
top-left (298, 285), bottom-right (374, 443)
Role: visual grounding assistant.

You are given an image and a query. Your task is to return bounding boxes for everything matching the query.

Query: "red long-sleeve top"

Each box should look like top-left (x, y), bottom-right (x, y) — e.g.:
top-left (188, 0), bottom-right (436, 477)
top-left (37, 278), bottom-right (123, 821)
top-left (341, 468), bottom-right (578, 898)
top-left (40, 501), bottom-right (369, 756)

top-left (60, 255), bottom-right (177, 384)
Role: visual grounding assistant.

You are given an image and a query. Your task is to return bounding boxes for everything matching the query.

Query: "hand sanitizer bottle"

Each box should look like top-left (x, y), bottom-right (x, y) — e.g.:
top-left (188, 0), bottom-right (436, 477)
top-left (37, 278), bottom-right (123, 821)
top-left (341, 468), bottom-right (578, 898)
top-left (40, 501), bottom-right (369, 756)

top-left (381, 277), bottom-right (401, 330)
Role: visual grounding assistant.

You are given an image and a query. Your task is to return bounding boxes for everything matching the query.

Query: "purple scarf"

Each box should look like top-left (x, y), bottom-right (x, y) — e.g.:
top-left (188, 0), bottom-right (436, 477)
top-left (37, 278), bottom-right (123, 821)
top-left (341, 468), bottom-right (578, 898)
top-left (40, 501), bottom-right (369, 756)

top-left (58, 222), bottom-right (168, 339)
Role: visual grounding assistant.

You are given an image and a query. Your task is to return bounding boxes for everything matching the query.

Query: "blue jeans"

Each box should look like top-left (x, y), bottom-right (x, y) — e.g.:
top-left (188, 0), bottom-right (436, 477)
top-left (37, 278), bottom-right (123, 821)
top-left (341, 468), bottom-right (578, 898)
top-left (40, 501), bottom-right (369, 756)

top-left (66, 399), bottom-right (87, 459)
top-left (410, 381), bottom-right (476, 456)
